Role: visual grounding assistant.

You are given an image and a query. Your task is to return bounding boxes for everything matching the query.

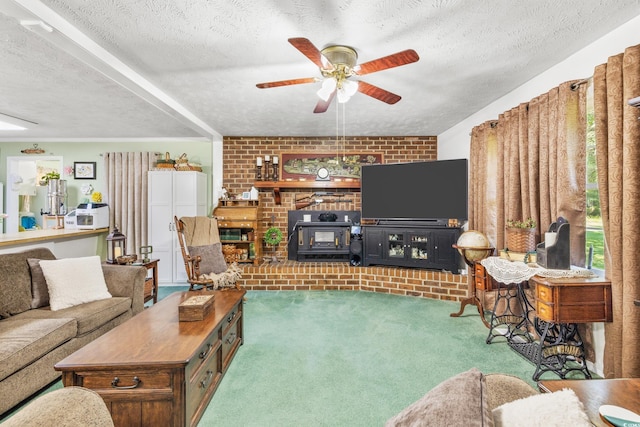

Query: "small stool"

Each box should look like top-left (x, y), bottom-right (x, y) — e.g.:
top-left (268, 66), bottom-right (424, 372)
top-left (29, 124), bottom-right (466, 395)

top-left (43, 215), bottom-right (65, 229)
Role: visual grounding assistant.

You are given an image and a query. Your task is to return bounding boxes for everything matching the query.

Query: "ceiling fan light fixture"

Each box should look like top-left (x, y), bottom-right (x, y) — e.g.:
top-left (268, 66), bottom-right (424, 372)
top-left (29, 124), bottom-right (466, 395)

top-left (317, 77), bottom-right (337, 101)
top-left (337, 79), bottom-right (359, 103)
top-left (320, 45), bottom-right (358, 74)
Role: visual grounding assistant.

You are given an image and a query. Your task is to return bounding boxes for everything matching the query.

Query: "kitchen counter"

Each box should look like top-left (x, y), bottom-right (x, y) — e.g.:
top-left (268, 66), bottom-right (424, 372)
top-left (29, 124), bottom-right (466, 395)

top-left (0, 227), bottom-right (109, 257)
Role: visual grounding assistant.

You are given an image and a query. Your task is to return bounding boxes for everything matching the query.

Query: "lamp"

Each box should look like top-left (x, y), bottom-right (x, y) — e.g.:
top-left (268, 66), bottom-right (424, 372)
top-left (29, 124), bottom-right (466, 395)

top-left (106, 225), bottom-right (126, 264)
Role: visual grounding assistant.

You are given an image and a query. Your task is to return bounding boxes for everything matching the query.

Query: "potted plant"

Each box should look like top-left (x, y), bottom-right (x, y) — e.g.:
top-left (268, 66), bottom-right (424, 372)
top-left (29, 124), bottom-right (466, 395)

top-left (40, 171), bottom-right (60, 186)
top-left (506, 217), bottom-right (537, 252)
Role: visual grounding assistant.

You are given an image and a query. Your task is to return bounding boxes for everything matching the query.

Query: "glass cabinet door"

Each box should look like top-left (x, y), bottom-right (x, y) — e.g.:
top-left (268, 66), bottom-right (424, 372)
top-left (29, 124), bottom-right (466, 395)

top-left (409, 233), bottom-right (429, 260)
top-left (387, 233), bottom-right (405, 258)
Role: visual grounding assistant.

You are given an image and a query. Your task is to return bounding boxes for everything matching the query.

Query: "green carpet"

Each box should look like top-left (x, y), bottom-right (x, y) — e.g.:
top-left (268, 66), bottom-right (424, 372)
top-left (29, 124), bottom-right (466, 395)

top-left (3, 288), bottom-right (553, 425)
top-left (198, 290), bottom-right (540, 426)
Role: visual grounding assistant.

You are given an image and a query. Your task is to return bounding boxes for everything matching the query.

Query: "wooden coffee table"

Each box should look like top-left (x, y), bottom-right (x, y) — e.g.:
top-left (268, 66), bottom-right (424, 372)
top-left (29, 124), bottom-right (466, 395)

top-left (55, 289), bottom-right (246, 427)
top-left (538, 378), bottom-right (640, 427)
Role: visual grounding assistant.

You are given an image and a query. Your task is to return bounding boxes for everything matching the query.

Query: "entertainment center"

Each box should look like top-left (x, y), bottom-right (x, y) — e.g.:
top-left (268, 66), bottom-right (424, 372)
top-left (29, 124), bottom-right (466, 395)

top-left (360, 159), bottom-right (468, 273)
top-left (362, 223), bottom-right (461, 272)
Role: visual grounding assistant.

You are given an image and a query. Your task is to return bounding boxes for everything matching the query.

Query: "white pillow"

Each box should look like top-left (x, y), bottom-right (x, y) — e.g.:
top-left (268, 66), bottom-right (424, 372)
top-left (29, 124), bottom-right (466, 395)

top-left (39, 256), bottom-right (112, 311)
top-left (493, 388), bottom-right (591, 427)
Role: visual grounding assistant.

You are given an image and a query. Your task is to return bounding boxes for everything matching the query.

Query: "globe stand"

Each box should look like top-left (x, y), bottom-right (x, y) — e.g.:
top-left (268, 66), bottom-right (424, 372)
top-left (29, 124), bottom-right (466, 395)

top-left (450, 244), bottom-right (494, 328)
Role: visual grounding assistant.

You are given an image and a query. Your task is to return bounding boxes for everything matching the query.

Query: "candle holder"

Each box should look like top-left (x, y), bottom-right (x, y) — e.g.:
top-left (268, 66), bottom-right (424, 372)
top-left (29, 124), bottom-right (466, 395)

top-left (255, 165), bottom-right (263, 181)
top-left (272, 163), bottom-right (279, 181)
top-left (264, 160), bottom-right (271, 181)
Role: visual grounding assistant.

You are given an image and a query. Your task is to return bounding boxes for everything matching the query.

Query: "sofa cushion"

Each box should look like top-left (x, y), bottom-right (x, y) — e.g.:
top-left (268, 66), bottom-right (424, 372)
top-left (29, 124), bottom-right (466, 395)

top-left (15, 297), bottom-right (132, 336)
top-left (0, 317), bottom-right (77, 382)
top-left (385, 368), bottom-right (493, 427)
top-left (27, 258), bottom-right (51, 309)
top-left (188, 243), bottom-right (228, 274)
top-left (39, 256), bottom-right (112, 311)
top-left (493, 388), bottom-right (590, 427)
top-left (0, 248), bottom-right (56, 318)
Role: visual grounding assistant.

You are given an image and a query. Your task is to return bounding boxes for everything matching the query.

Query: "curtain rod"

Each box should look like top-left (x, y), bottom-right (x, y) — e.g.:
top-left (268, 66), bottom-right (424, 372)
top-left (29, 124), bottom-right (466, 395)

top-left (570, 78), bottom-right (590, 90)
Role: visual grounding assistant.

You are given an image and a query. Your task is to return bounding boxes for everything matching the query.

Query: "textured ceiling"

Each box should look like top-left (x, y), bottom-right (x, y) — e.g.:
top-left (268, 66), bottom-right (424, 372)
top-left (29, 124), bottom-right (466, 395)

top-left (1, 0), bottom-right (639, 141)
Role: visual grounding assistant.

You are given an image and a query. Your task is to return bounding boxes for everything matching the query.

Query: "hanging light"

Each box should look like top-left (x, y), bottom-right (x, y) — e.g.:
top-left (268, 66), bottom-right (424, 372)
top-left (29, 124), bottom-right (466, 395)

top-left (317, 77), bottom-right (337, 101)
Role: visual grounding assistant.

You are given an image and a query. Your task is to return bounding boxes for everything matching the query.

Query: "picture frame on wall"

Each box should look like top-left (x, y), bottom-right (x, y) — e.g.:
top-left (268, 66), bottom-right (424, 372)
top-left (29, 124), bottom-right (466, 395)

top-left (74, 162), bottom-right (96, 179)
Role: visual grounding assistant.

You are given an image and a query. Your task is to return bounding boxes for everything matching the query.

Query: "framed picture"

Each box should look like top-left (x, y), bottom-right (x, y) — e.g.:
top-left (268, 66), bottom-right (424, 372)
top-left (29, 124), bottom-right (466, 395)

top-left (74, 162), bottom-right (96, 179)
top-left (279, 152), bottom-right (383, 182)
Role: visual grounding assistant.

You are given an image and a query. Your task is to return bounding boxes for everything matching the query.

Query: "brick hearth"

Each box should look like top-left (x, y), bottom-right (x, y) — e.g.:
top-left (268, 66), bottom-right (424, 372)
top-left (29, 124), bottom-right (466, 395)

top-left (239, 261), bottom-right (469, 302)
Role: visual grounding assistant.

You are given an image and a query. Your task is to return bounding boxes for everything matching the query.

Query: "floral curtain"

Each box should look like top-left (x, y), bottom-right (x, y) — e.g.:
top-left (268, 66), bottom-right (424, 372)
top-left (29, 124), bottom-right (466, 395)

top-left (104, 152), bottom-right (156, 256)
top-left (593, 44), bottom-right (640, 378)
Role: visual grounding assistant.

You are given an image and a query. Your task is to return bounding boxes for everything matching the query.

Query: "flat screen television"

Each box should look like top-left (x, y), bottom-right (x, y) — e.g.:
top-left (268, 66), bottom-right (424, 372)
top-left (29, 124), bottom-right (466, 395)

top-left (361, 159), bottom-right (468, 223)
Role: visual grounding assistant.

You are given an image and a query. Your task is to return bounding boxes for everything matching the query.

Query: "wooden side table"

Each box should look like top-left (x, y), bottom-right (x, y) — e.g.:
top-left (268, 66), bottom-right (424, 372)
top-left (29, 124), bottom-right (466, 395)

top-left (539, 378), bottom-right (640, 427)
top-left (138, 259), bottom-right (159, 304)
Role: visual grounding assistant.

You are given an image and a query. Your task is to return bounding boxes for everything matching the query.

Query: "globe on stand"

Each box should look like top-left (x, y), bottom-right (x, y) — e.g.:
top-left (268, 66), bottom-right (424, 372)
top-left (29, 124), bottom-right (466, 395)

top-left (453, 230), bottom-right (494, 267)
top-left (451, 229), bottom-right (495, 327)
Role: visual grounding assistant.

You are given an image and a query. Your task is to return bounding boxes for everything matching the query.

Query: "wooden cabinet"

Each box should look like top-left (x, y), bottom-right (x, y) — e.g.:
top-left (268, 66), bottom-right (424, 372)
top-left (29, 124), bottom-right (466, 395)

top-left (213, 200), bottom-right (261, 265)
top-left (474, 262), bottom-right (497, 291)
top-left (148, 171), bottom-right (207, 283)
top-left (530, 275), bottom-right (613, 324)
top-left (363, 224), bottom-right (461, 272)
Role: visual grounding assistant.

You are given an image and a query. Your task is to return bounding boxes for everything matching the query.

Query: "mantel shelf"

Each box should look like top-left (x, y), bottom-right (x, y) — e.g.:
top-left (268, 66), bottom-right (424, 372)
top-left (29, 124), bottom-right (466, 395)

top-left (253, 180), bottom-right (360, 204)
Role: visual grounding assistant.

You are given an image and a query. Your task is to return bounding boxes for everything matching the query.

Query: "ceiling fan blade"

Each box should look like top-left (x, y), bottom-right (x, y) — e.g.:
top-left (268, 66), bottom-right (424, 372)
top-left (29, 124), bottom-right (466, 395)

top-left (288, 37), bottom-right (332, 70)
top-left (357, 81), bottom-right (401, 104)
top-left (256, 77), bottom-right (317, 89)
top-left (355, 49), bottom-right (419, 76)
top-left (313, 90), bottom-right (336, 113)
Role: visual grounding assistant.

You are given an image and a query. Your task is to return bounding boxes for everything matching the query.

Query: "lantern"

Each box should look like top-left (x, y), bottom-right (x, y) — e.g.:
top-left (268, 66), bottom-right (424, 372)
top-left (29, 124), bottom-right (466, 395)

top-left (106, 225), bottom-right (126, 264)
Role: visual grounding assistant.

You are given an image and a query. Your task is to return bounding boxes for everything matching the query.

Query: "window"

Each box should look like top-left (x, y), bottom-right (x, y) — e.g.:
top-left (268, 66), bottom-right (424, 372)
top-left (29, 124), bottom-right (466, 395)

top-left (585, 81), bottom-right (604, 272)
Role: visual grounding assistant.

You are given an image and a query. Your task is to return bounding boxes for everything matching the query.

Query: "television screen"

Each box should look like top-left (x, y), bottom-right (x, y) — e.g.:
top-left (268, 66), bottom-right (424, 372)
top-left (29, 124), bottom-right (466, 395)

top-left (361, 159), bottom-right (468, 222)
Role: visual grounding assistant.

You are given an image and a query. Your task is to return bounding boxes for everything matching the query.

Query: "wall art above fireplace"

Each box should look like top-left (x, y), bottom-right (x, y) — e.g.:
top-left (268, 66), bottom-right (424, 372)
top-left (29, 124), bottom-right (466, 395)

top-left (280, 152), bottom-right (383, 183)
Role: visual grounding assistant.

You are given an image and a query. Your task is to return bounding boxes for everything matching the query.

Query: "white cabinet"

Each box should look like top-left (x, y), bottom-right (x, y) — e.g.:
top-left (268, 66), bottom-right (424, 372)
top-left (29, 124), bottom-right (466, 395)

top-left (148, 171), bottom-right (207, 284)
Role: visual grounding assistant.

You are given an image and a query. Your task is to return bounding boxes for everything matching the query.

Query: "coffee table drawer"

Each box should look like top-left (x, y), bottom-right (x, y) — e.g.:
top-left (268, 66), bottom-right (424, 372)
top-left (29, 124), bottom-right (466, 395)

top-left (186, 330), bottom-right (221, 383)
top-left (222, 314), bottom-right (241, 370)
top-left (76, 369), bottom-right (173, 392)
top-left (186, 347), bottom-right (222, 422)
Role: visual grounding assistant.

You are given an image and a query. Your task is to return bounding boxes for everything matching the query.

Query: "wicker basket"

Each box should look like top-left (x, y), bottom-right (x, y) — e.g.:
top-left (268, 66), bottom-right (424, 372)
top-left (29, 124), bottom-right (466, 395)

top-left (222, 244), bottom-right (238, 263)
top-left (506, 227), bottom-right (537, 252)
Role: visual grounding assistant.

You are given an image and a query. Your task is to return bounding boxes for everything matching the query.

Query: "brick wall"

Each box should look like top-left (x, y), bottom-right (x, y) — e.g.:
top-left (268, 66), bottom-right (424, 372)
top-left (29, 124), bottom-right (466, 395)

top-left (240, 262), bottom-right (470, 302)
top-left (222, 135), bottom-right (437, 259)
top-left (221, 136), bottom-right (470, 303)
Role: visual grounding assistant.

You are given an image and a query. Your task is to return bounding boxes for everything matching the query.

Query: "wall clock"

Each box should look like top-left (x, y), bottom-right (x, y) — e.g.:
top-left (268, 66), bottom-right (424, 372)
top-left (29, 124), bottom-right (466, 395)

top-left (316, 167), bottom-right (330, 181)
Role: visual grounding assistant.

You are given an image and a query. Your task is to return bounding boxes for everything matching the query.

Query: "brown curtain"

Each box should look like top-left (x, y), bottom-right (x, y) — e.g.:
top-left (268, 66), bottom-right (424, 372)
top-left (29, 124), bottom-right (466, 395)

top-left (593, 44), bottom-right (640, 378)
top-left (104, 152), bottom-right (156, 257)
top-left (469, 81), bottom-right (587, 267)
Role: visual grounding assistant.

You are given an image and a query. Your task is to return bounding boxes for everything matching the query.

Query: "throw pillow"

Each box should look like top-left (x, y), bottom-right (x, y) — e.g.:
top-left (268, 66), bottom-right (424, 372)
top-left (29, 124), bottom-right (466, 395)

top-left (39, 256), bottom-right (112, 311)
top-left (385, 368), bottom-right (493, 427)
top-left (188, 243), bottom-right (228, 275)
top-left (493, 388), bottom-right (590, 427)
top-left (27, 258), bottom-right (51, 308)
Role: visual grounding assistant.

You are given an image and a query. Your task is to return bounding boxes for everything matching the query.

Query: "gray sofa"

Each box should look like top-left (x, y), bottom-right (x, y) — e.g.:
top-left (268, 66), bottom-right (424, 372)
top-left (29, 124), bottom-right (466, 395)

top-left (0, 248), bottom-right (146, 415)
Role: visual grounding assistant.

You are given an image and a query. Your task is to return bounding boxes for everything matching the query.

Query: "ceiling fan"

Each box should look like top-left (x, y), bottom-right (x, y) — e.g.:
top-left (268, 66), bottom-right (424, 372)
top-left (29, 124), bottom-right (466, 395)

top-left (256, 38), bottom-right (420, 113)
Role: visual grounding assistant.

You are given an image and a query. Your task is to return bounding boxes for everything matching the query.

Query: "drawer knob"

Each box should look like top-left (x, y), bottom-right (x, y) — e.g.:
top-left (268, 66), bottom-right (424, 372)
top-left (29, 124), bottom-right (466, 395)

top-left (227, 311), bottom-right (236, 323)
top-left (199, 343), bottom-right (213, 359)
top-left (111, 376), bottom-right (141, 389)
top-left (200, 370), bottom-right (214, 389)
top-left (225, 331), bottom-right (237, 345)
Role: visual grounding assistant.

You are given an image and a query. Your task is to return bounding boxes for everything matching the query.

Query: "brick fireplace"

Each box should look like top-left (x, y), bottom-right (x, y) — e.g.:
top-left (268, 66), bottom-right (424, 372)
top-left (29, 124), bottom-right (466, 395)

top-left (220, 136), bottom-right (471, 303)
